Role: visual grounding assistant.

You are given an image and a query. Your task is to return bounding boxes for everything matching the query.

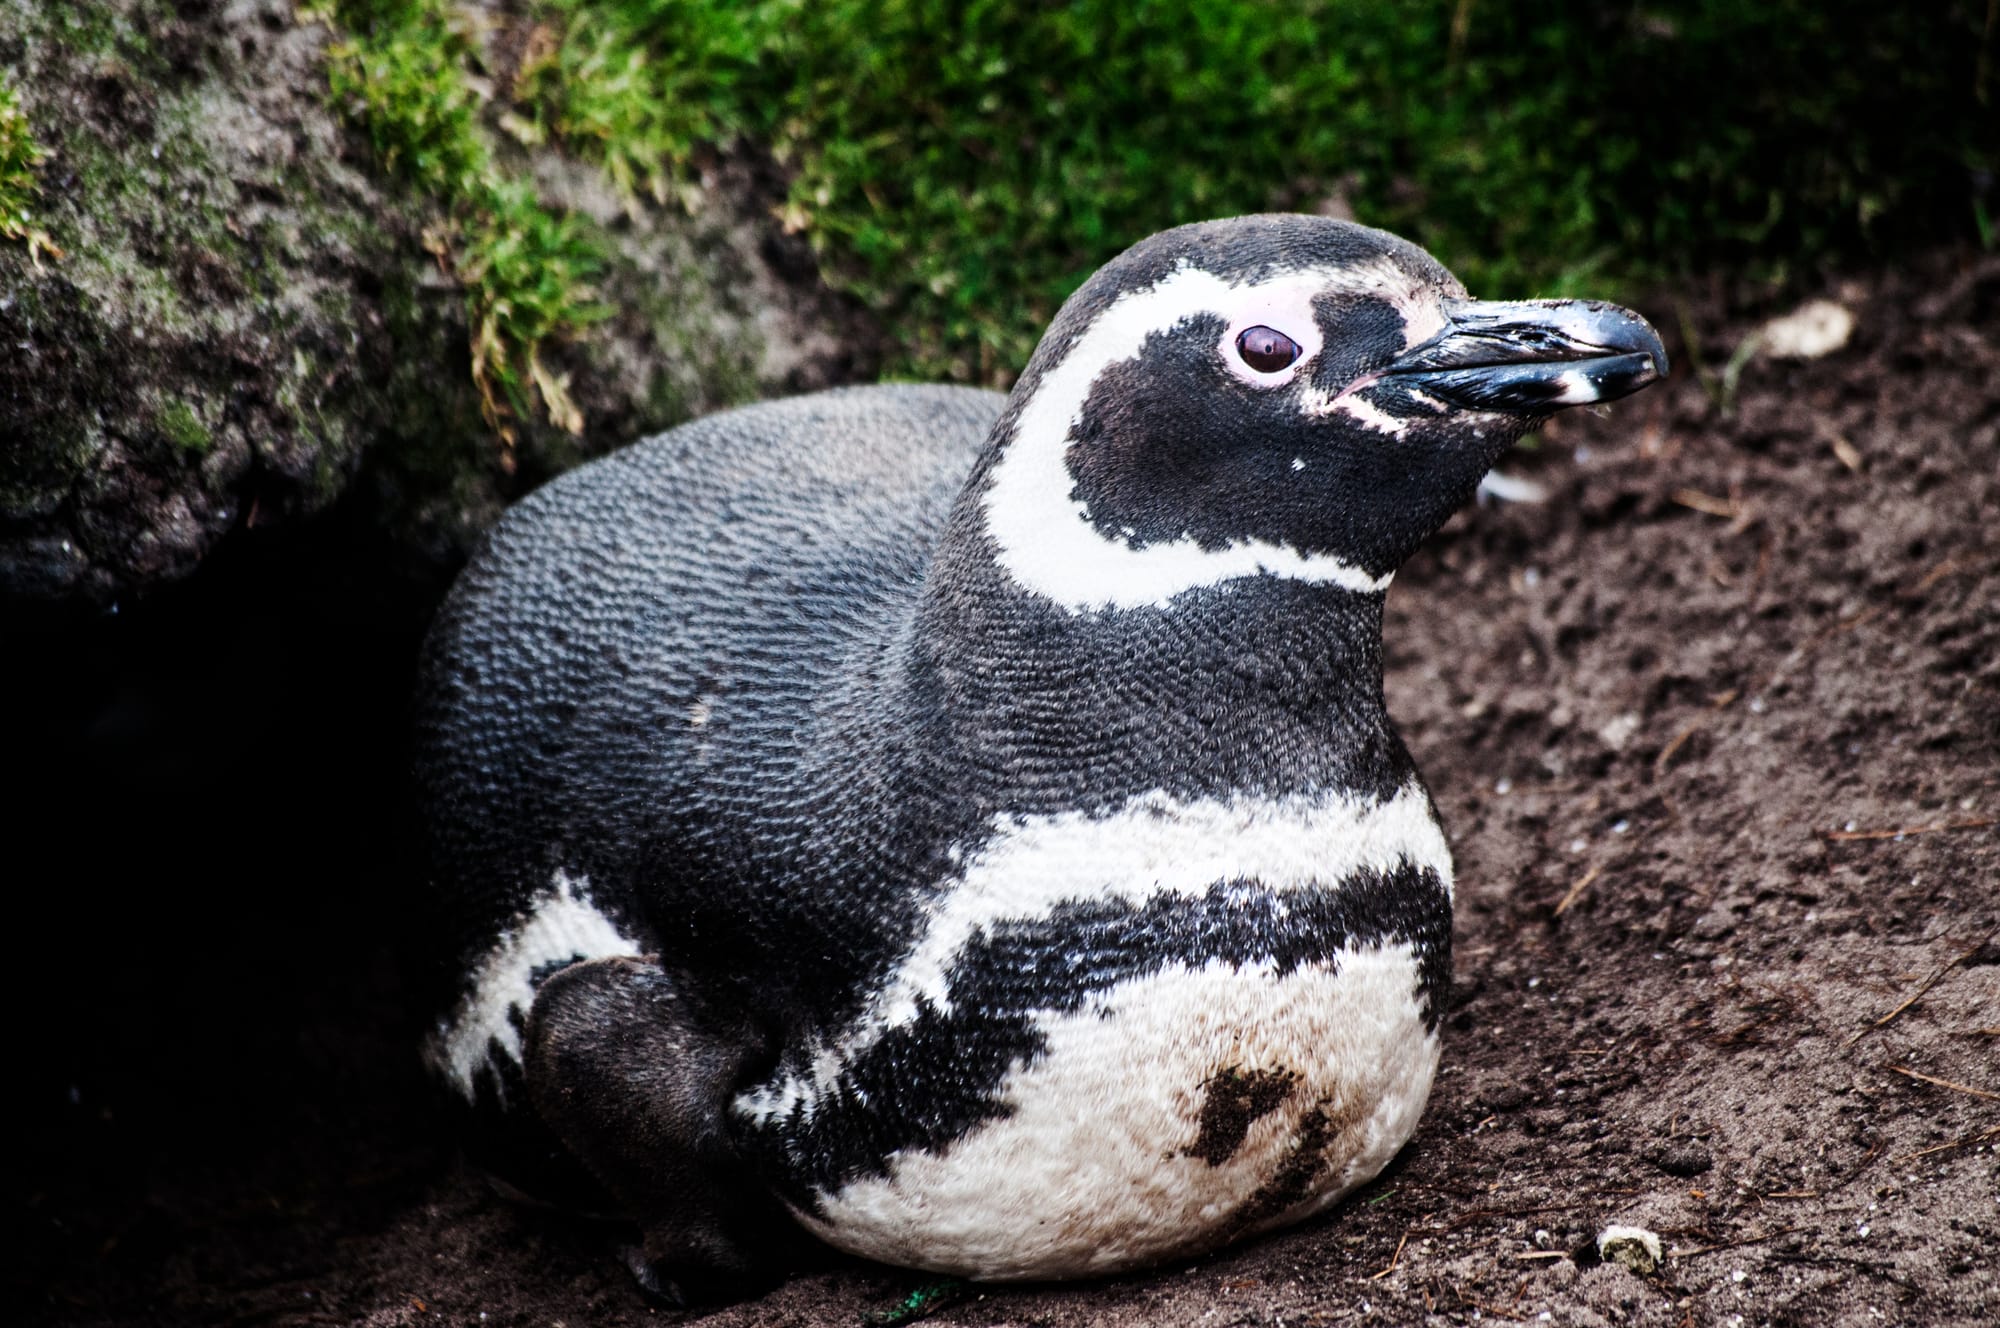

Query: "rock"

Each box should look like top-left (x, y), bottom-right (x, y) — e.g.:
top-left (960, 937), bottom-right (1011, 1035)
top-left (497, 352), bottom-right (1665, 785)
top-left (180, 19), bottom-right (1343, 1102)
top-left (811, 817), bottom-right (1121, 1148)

top-left (1645, 1141), bottom-right (1714, 1177)
top-left (1758, 298), bottom-right (1854, 360)
top-left (0, 1), bottom-right (863, 605)
top-left (1596, 1224), bottom-right (1663, 1275)
top-left (1596, 711), bottom-right (1642, 751)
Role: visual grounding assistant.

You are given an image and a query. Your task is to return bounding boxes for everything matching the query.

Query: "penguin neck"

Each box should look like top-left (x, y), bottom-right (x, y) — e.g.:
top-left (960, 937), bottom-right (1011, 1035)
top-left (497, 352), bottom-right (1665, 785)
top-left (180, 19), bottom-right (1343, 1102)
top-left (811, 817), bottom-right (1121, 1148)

top-left (910, 507), bottom-right (1414, 805)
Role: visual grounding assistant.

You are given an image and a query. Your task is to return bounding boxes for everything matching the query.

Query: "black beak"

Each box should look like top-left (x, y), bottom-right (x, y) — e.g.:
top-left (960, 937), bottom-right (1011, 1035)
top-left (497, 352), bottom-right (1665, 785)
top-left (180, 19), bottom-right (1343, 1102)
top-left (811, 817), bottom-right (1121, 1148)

top-left (1380, 298), bottom-right (1669, 413)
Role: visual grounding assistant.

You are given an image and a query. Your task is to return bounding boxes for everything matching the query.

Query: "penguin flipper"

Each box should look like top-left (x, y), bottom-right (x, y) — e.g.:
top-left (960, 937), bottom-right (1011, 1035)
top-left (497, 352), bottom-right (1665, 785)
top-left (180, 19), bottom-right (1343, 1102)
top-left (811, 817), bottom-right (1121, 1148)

top-left (522, 955), bottom-right (794, 1304)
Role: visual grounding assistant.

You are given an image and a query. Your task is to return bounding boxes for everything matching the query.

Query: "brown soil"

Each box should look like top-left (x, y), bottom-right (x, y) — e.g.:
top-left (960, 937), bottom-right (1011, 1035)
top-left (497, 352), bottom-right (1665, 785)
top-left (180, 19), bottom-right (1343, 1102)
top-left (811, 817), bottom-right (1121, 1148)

top-left (15, 255), bottom-right (1999, 1327)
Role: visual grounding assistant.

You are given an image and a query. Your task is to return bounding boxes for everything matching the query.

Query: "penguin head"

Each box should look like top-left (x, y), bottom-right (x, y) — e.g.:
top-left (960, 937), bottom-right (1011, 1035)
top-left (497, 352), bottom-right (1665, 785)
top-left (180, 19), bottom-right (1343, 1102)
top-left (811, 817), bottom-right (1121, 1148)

top-left (977, 214), bottom-right (1667, 613)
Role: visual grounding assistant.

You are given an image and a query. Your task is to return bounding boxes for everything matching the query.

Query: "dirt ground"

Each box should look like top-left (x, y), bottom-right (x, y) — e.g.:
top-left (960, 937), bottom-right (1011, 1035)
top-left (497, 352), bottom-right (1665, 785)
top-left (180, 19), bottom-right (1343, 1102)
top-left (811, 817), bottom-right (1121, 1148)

top-left (14, 254), bottom-right (1998, 1327)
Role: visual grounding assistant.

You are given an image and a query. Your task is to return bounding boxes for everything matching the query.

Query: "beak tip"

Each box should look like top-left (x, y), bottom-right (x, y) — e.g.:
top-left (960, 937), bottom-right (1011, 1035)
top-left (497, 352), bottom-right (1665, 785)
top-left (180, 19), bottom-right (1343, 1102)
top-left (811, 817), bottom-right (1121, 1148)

top-left (1641, 329), bottom-right (1670, 383)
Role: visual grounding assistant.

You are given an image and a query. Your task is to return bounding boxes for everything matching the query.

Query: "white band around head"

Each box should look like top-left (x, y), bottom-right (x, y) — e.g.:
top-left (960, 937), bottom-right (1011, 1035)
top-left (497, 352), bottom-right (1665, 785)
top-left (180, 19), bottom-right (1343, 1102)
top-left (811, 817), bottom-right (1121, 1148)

top-left (979, 258), bottom-right (1443, 613)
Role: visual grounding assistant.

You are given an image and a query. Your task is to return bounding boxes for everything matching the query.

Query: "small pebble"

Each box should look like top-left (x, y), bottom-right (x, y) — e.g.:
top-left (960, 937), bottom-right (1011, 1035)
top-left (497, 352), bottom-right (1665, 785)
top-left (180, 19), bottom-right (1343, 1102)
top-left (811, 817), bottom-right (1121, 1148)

top-left (1598, 1224), bottom-right (1663, 1275)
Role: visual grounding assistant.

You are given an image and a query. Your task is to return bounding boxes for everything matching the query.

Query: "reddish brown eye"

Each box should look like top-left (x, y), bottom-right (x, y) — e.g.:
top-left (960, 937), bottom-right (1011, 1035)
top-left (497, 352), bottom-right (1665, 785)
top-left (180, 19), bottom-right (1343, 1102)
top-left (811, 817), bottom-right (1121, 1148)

top-left (1236, 325), bottom-right (1301, 373)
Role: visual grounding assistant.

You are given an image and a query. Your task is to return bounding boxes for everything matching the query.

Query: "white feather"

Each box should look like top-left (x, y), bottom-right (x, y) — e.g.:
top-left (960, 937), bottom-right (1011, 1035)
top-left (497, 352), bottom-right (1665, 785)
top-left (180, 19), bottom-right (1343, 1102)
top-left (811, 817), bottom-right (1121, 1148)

top-left (429, 870), bottom-right (640, 1101)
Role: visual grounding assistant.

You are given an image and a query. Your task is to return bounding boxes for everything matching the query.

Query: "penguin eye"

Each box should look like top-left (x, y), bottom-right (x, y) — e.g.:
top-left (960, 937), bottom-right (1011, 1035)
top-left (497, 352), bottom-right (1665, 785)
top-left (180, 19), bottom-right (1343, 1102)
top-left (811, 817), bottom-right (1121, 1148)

top-left (1235, 325), bottom-right (1302, 374)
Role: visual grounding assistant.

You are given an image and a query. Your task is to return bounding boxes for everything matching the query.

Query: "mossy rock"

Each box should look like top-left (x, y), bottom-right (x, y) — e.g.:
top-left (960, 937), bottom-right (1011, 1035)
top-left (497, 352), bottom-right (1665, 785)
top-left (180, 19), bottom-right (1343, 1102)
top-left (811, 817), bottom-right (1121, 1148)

top-left (0, 0), bottom-right (865, 604)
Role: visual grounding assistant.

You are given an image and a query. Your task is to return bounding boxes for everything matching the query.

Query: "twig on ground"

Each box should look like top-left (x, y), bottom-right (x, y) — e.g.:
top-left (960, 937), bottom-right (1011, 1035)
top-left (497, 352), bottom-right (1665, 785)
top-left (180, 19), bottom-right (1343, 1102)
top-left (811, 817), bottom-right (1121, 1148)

top-left (1554, 865), bottom-right (1603, 917)
top-left (1769, 1251), bottom-right (1920, 1291)
top-left (1891, 1123), bottom-right (2000, 1164)
top-left (1673, 488), bottom-right (1739, 518)
top-left (1371, 1230), bottom-right (1411, 1280)
top-left (1668, 482), bottom-right (1757, 535)
top-left (1909, 555), bottom-right (1970, 594)
top-left (1824, 817), bottom-right (1995, 842)
top-left (1654, 722), bottom-right (1703, 776)
top-left (1653, 688), bottom-right (1740, 778)
top-left (1887, 1065), bottom-right (2000, 1102)
top-left (1846, 922), bottom-right (2000, 1046)
top-left (1827, 432), bottom-right (1865, 473)
top-left (1441, 1204), bottom-right (1571, 1232)
top-left (1467, 1300), bottom-right (1529, 1322)
top-left (1674, 1228), bottom-right (1800, 1259)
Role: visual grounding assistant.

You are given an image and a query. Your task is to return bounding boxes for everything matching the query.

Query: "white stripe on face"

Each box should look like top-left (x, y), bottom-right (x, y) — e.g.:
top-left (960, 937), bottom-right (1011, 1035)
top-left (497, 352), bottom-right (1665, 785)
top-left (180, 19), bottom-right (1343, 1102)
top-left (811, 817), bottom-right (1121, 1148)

top-left (979, 258), bottom-right (1442, 612)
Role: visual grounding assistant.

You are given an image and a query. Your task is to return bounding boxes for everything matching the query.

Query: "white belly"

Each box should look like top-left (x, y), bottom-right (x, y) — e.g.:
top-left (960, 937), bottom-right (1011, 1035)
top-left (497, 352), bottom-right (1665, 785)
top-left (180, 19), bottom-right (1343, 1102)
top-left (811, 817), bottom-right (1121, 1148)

top-left (797, 942), bottom-right (1439, 1280)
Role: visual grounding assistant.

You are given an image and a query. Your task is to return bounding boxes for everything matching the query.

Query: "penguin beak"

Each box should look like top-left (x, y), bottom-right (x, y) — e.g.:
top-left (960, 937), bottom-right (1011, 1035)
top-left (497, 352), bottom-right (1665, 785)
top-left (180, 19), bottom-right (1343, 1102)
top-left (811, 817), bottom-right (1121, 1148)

top-left (1379, 298), bottom-right (1669, 413)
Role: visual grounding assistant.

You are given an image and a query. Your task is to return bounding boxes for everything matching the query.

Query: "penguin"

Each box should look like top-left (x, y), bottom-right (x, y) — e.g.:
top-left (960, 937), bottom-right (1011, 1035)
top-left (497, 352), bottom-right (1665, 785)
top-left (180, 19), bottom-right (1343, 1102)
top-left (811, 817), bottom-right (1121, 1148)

top-left (411, 214), bottom-right (1666, 1303)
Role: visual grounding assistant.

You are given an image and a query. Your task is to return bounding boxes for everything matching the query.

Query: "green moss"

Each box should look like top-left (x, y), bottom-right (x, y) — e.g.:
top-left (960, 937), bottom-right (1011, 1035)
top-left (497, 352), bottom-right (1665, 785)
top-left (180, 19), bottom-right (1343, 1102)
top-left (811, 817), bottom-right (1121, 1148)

top-left (323, 0), bottom-right (607, 440)
top-left (460, 178), bottom-right (607, 432)
top-left (0, 77), bottom-right (60, 266)
top-left (326, 2), bottom-right (1994, 387)
top-left (156, 399), bottom-right (212, 453)
top-left (49, 90), bottom-right (250, 339)
top-left (500, 1), bottom-right (1992, 381)
top-left (326, 2), bottom-right (489, 199)
top-left (0, 81), bottom-right (40, 211)
top-left (10, 1), bottom-right (169, 68)
top-left (525, 0), bottom-right (785, 208)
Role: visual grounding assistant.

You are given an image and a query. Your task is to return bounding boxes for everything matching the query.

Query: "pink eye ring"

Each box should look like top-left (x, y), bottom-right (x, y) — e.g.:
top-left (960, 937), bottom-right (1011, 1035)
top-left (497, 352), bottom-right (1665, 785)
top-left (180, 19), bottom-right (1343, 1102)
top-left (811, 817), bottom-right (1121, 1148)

top-left (1235, 325), bottom-right (1302, 374)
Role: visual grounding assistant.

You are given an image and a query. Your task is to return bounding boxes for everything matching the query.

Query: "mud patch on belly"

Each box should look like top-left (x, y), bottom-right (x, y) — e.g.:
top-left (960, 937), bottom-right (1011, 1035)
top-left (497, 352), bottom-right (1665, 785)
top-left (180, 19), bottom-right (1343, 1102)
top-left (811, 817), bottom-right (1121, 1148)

top-left (1226, 1093), bottom-right (1357, 1235)
top-left (1183, 1065), bottom-right (1299, 1166)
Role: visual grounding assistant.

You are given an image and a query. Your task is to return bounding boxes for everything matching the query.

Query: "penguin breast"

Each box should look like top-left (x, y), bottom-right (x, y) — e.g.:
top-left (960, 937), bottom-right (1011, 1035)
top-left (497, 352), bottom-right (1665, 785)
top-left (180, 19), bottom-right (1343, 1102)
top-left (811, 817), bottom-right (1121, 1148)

top-left (745, 780), bottom-right (1454, 1279)
top-left (799, 944), bottom-right (1441, 1280)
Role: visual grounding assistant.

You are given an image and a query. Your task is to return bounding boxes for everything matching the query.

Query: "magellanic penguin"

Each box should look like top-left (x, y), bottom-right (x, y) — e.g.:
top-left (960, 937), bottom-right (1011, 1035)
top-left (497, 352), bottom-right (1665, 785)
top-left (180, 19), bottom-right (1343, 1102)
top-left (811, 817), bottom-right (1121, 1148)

top-left (412, 215), bottom-right (1666, 1303)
